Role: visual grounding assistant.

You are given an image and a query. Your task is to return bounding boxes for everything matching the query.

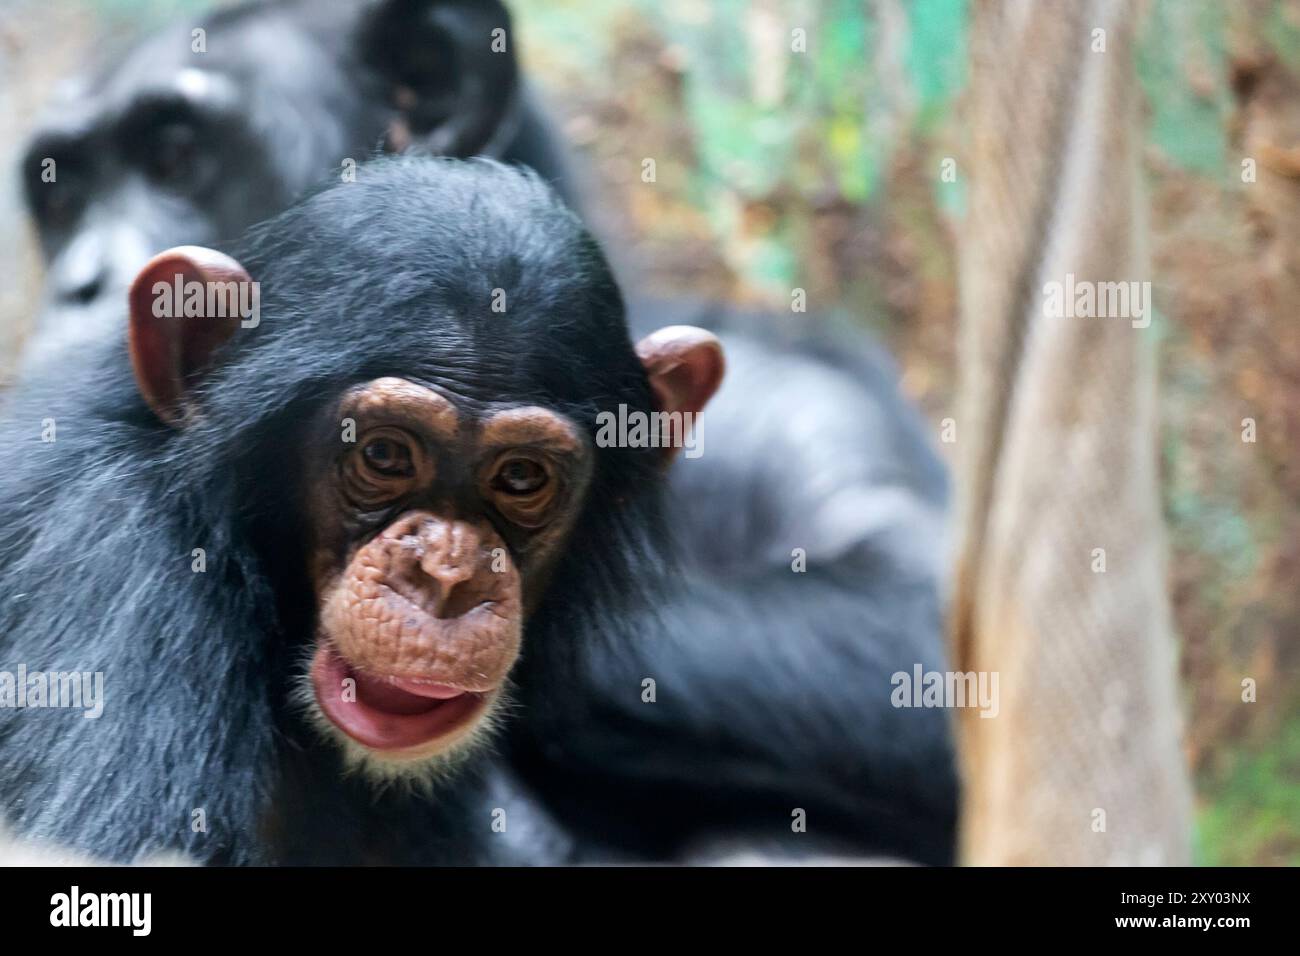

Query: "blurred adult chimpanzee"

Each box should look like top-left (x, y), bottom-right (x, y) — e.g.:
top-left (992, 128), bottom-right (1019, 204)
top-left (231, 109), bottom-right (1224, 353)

top-left (0, 160), bottom-right (954, 864)
top-left (20, 0), bottom-right (569, 365)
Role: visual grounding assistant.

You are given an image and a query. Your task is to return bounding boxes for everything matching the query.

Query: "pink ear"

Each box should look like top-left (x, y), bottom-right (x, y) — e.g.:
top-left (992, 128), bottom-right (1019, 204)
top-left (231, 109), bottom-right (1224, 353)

top-left (128, 246), bottom-right (251, 426)
top-left (634, 325), bottom-right (726, 461)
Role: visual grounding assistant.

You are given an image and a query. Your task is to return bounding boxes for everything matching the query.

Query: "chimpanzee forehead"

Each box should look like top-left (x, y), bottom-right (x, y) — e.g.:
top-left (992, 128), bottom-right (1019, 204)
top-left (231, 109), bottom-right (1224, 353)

top-left (338, 378), bottom-right (461, 443)
top-left (223, 158), bottom-right (649, 415)
top-left (31, 21), bottom-right (350, 208)
top-left (95, 12), bottom-right (331, 108)
top-left (336, 376), bottom-right (584, 450)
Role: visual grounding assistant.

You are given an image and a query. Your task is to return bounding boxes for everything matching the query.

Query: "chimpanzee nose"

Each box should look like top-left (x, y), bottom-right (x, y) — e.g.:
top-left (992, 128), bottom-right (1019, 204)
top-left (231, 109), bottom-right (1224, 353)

top-left (418, 550), bottom-right (481, 619)
top-left (399, 515), bottom-right (499, 620)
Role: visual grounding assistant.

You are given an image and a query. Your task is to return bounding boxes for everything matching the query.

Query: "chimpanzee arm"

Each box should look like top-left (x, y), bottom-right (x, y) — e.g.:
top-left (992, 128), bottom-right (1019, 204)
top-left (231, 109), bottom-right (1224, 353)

top-left (0, 372), bottom-right (277, 864)
top-left (514, 550), bottom-right (956, 864)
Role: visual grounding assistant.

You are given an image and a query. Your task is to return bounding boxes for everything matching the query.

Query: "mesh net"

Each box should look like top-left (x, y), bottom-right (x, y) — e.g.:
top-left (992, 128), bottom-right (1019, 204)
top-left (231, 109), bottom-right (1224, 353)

top-left (949, 0), bottom-right (1192, 865)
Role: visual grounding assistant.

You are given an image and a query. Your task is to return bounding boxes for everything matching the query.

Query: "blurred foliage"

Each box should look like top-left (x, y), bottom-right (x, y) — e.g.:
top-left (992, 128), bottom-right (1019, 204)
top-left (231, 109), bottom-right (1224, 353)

top-left (519, 0), bottom-right (966, 300)
top-left (1196, 711), bottom-right (1300, 865)
top-left (1137, 1), bottom-right (1230, 174)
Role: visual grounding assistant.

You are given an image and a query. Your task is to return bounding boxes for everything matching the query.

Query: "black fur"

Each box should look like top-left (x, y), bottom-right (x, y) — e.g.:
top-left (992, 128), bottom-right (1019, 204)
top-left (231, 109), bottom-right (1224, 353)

top-left (0, 159), bottom-right (955, 864)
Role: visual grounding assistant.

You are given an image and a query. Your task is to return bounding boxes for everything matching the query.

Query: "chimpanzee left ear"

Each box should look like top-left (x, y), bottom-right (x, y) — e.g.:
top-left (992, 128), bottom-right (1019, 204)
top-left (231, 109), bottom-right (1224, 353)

top-left (635, 326), bottom-right (726, 462)
top-left (357, 0), bottom-right (520, 157)
top-left (128, 246), bottom-right (250, 427)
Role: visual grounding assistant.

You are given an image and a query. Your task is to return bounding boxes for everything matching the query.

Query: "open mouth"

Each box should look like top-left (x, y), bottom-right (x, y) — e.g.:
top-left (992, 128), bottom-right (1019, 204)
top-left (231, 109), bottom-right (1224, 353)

top-left (309, 643), bottom-right (490, 754)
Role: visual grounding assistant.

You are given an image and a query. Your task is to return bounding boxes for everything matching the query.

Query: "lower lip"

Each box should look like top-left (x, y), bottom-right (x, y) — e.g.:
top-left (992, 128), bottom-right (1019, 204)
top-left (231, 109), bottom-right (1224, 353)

top-left (310, 645), bottom-right (489, 753)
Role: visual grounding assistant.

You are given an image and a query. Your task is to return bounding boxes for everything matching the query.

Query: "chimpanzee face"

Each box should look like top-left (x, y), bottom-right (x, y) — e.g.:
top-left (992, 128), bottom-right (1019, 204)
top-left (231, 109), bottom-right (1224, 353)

top-left (21, 14), bottom-right (356, 359)
top-left (123, 227), bottom-right (723, 784)
top-left (19, 0), bottom-right (520, 364)
top-left (300, 378), bottom-right (595, 773)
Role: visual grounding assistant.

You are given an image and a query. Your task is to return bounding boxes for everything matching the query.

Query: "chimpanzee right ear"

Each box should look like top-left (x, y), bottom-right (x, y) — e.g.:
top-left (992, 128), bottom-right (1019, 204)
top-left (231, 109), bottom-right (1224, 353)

top-left (357, 0), bottom-right (519, 157)
top-left (128, 246), bottom-right (250, 427)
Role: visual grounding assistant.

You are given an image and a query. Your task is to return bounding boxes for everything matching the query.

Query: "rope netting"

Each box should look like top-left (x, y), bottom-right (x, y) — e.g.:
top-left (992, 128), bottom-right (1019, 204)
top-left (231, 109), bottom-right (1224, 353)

top-left (949, 0), bottom-right (1192, 865)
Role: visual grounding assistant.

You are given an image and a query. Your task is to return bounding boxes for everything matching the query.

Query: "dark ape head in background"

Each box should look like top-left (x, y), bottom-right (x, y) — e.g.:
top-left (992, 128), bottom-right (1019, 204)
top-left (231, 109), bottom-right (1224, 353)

top-left (19, 0), bottom-right (568, 365)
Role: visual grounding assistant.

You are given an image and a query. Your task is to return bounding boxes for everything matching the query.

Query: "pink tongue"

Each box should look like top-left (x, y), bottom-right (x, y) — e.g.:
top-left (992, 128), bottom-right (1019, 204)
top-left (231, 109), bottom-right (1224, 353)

top-left (353, 672), bottom-right (454, 715)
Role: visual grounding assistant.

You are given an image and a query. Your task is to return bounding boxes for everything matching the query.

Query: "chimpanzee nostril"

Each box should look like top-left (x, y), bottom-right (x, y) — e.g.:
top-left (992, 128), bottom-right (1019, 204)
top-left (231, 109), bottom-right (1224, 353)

top-left (417, 554), bottom-right (487, 619)
top-left (427, 576), bottom-right (491, 620)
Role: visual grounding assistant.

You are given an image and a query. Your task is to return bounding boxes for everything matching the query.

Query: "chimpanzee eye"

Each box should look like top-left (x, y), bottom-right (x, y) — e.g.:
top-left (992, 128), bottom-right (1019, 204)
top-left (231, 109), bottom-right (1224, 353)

top-left (362, 437), bottom-right (415, 478)
top-left (37, 184), bottom-right (80, 228)
top-left (146, 121), bottom-right (208, 189)
top-left (343, 428), bottom-right (427, 509)
top-left (26, 157), bottom-right (86, 230)
top-left (493, 457), bottom-right (548, 496)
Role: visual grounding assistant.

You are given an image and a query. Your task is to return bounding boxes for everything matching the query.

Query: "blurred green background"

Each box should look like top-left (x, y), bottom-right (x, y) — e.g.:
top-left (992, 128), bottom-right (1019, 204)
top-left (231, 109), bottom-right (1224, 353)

top-left (1, 0), bottom-right (1295, 864)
